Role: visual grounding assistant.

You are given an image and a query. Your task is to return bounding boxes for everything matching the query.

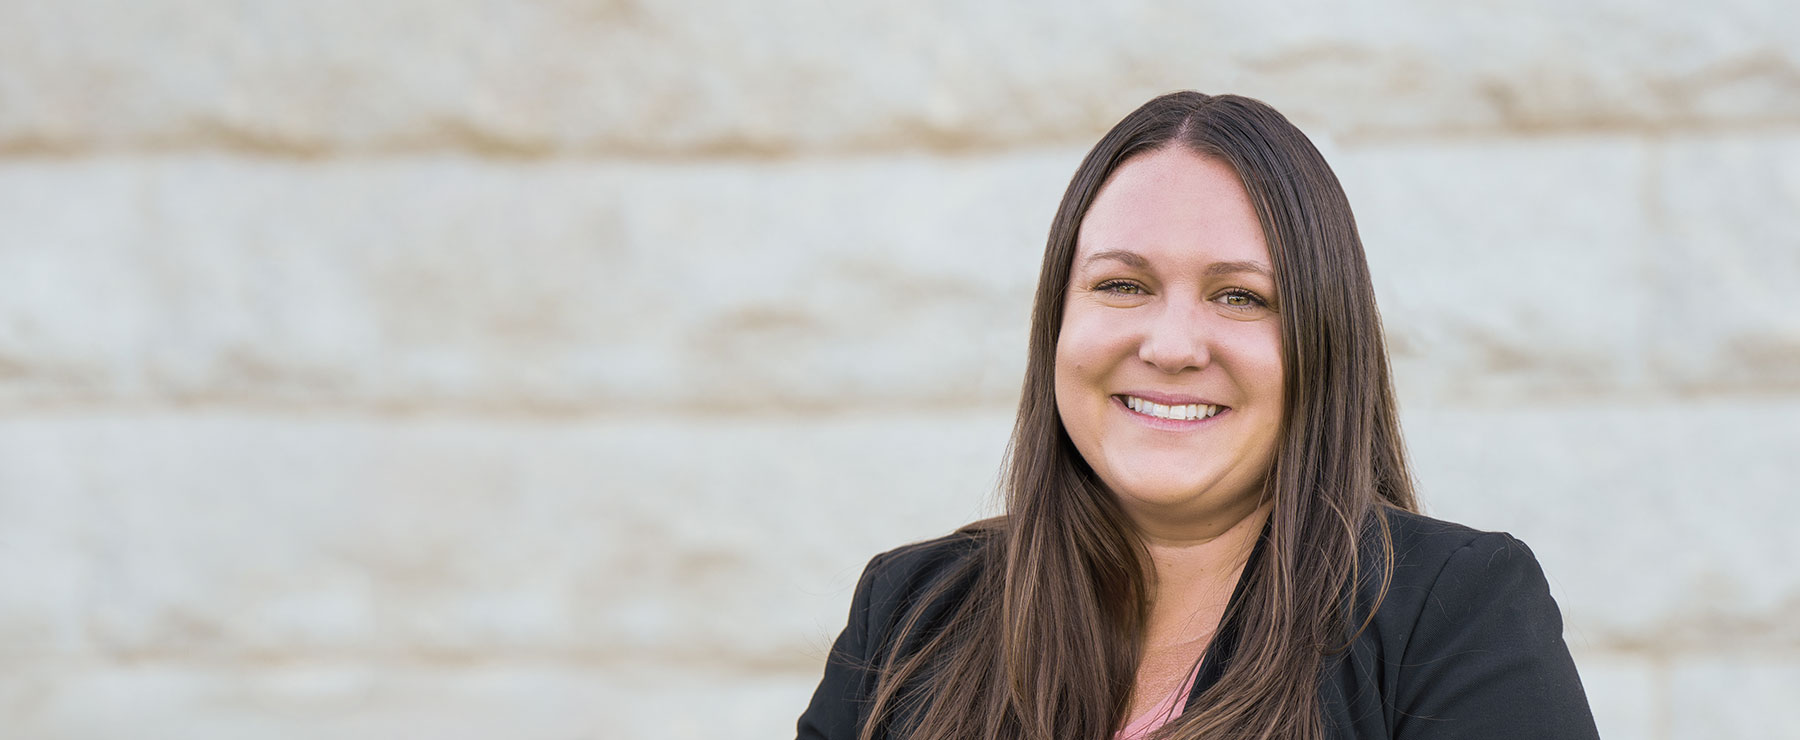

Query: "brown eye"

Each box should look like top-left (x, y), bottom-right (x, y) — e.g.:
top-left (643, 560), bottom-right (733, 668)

top-left (1217, 289), bottom-right (1267, 309)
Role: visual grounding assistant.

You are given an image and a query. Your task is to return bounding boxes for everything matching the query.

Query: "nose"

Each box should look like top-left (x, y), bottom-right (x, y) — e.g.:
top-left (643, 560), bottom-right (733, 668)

top-left (1137, 298), bottom-right (1212, 374)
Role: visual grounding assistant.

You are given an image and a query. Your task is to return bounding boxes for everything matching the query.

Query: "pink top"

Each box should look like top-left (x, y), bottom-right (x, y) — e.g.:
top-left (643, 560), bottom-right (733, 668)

top-left (1113, 660), bottom-right (1204, 740)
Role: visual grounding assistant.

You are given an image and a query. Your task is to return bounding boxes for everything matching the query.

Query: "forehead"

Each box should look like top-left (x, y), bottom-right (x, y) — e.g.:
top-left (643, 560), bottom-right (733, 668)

top-left (1075, 148), bottom-right (1271, 268)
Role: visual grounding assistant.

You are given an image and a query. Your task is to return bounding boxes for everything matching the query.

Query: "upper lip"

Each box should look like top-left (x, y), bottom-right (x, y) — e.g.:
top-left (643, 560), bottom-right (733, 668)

top-left (1115, 390), bottom-right (1227, 407)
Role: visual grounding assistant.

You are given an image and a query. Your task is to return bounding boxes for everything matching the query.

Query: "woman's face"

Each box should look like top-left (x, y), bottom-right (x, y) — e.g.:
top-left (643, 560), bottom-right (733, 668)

top-left (1054, 147), bottom-right (1285, 536)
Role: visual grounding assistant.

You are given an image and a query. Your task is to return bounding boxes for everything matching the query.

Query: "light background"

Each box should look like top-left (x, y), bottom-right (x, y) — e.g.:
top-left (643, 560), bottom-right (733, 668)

top-left (1, 1), bottom-right (1797, 738)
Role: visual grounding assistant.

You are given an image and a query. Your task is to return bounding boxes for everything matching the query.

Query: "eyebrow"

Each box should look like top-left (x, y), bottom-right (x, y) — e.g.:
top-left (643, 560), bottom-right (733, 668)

top-left (1082, 250), bottom-right (1149, 270)
top-left (1081, 250), bottom-right (1272, 278)
top-left (1204, 260), bottom-right (1274, 278)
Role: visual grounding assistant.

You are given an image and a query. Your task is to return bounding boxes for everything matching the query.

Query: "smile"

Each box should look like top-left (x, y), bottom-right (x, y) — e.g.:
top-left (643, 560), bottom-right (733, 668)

top-left (1117, 395), bottom-right (1227, 421)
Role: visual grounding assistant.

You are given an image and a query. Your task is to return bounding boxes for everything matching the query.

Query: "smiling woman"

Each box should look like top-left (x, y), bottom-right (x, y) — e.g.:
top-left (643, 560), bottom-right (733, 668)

top-left (795, 92), bottom-right (1600, 740)
top-left (1056, 150), bottom-right (1285, 552)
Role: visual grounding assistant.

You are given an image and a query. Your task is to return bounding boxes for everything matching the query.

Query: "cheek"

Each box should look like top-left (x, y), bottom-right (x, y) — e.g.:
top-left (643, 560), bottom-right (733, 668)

top-left (1051, 344), bottom-right (1088, 420)
top-left (1258, 332), bottom-right (1285, 402)
top-left (1053, 328), bottom-right (1115, 403)
top-left (1052, 315), bottom-right (1113, 437)
top-left (1242, 331), bottom-right (1286, 437)
top-left (1052, 310), bottom-right (1090, 388)
top-left (1056, 305), bottom-right (1132, 368)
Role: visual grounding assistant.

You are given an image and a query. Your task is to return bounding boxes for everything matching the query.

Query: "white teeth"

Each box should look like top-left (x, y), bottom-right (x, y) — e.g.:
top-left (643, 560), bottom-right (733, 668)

top-left (1122, 396), bottom-right (1224, 421)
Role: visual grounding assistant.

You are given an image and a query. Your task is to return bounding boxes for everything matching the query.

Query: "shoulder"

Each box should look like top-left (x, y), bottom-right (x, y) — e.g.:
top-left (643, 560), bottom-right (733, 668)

top-left (834, 522), bottom-right (1000, 673)
top-left (796, 526), bottom-right (998, 740)
top-left (1337, 507), bottom-right (1599, 738)
top-left (858, 525), bottom-right (996, 632)
top-left (1376, 506), bottom-right (1522, 562)
top-left (1358, 506), bottom-right (1560, 648)
top-left (865, 525), bottom-right (994, 587)
top-left (1366, 507), bottom-right (1564, 627)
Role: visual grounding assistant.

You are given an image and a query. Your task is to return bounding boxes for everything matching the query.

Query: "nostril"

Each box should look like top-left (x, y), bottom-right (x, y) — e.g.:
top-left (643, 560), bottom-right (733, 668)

top-left (1138, 337), bottom-right (1211, 374)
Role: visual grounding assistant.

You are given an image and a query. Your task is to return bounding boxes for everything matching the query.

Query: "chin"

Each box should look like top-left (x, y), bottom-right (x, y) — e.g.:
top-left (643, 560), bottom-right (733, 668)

top-left (1103, 461), bottom-right (1264, 514)
top-left (1111, 476), bottom-right (1221, 509)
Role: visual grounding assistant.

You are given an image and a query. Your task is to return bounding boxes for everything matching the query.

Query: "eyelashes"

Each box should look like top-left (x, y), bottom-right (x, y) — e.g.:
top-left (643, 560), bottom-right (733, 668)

top-left (1089, 280), bottom-right (1273, 311)
top-left (1216, 288), bottom-right (1270, 310)
top-left (1093, 279), bottom-right (1147, 295)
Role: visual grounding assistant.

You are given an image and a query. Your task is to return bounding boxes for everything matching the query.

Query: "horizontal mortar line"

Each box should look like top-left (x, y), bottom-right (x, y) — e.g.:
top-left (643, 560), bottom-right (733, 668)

top-left (0, 137), bottom-right (1088, 164)
top-left (1334, 119), bottom-right (1800, 146)
top-left (1574, 646), bottom-right (1800, 660)
top-left (2, 387), bottom-right (1797, 422)
top-left (0, 652), bottom-right (836, 675)
top-left (0, 398), bottom-right (1027, 423)
top-left (2, 121), bottom-right (1798, 164)
top-left (1578, 635), bottom-right (1800, 653)
top-left (11, 644), bottom-right (1800, 672)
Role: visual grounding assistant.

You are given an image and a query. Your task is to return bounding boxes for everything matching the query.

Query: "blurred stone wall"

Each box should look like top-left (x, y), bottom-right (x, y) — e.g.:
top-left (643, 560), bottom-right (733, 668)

top-left (1, 2), bottom-right (1796, 738)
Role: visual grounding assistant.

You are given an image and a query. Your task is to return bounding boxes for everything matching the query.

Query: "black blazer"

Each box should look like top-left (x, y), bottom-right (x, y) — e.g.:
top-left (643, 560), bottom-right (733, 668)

top-left (797, 508), bottom-right (1600, 739)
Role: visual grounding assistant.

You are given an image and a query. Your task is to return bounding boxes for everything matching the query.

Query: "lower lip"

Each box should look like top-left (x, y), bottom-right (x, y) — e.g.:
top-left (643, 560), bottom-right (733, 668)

top-left (1112, 396), bottom-right (1230, 431)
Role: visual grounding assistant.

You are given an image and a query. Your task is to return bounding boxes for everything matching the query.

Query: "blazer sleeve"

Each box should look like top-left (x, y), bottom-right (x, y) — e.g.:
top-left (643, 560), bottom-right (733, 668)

top-left (1392, 532), bottom-right (1600, 740)
top-left (796, 552), bottom-right (887, 740)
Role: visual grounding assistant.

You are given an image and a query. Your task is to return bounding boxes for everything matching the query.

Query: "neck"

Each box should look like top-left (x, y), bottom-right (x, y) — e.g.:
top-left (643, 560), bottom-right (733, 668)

top-left (1136, 498), bottom-right (1271, 611)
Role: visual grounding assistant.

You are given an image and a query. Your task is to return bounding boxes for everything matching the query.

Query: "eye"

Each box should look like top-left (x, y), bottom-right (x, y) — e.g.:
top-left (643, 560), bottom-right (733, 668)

top-left (1094, 279), bottom-right (1147, 295)
top-left (1216, 288), bottom-right (1269, 310)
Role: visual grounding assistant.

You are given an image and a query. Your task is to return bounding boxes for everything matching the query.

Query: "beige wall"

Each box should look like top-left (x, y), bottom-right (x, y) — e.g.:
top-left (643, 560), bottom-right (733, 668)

top-left (1, 2), bottom-right (1797, 738)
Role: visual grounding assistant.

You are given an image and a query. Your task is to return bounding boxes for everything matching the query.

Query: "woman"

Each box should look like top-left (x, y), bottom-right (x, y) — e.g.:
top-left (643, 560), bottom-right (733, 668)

top-left (796, 92), bottom-right (1599, 740)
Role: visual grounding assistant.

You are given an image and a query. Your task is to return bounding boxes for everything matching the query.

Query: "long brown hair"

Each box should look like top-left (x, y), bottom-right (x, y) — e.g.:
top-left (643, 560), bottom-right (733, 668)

top-left (860, 92), bottom-right (1418, 740)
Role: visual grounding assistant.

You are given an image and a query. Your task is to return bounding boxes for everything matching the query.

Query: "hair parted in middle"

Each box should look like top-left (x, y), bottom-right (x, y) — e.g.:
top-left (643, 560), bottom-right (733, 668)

top-left (859, 91), bottom-right (1419, 740)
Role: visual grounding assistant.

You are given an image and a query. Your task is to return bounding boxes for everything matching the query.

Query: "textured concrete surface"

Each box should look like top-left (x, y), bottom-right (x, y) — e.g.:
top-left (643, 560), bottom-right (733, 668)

top-left (2, 2), bottom-right (1796, 739)
top-left (1669, 656), bottom-right (1800, 740)
top-left (2, 1), bottom-right (1797, 155)
top-left (3, 136), bottom-right (1794, 414)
